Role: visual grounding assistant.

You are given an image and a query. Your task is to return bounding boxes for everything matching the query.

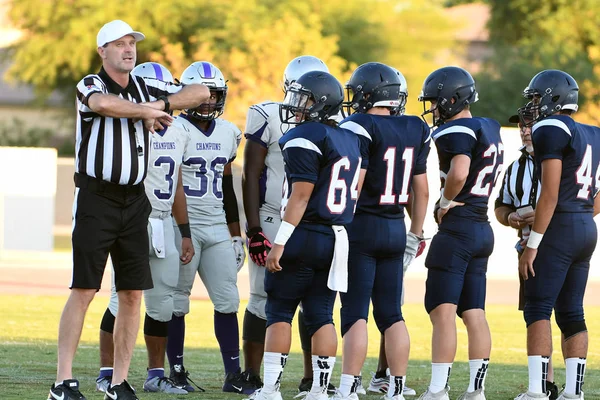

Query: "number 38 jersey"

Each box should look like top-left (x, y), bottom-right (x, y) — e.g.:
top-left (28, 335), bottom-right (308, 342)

top-left (432, 117), bottom-right (503, 221)
top-left (279, 121), bottom-right (362, 226)
top-left (171, 114), bottom-right (242, 225)
top-left (340, 114), bottom-right (431, 219)
top-left (144, 127), bottom-right (189, 213)
top-left (532, 115), bottom-right (600, 213)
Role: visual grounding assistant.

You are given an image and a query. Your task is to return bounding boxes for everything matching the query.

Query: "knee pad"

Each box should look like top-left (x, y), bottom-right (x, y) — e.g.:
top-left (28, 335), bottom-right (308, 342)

top-left (374, 314), bottom-right (404, 335)
top-left (243, 309), bottom-right (267, 344)
top-left (144, 293), bottom-right (174, 322)
top-left (557, 318), bottom-right (587, 340)
top-left (301, 309), bottom-right (333, 338)
top-left (100, 307), bottom-right (116, 334)
top-left (144, 313), bottom-right (169, 337)
top-left (298, 310), bottom-right (312, 352)
top-left (523, 302), bottom-right (553, 327)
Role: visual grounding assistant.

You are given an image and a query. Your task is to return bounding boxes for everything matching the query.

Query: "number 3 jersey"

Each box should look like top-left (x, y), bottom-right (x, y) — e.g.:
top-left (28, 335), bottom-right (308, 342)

top-left (340, 114), bottom-right (431, 219)
top-left (279, 121), bottom-right (362, 225)
top-left (432, 117), bottom-right (503, 221)
top-left (532, 115), bottom-right (600, 213)
top-left (145, 128), bottom-right (188, 213)
top-left (171, 114), bottom-right (242, 225)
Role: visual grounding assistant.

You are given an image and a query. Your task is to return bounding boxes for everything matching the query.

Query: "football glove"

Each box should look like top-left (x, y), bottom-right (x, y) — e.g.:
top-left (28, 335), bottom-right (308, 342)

top-left (247, 227), bottom-right (272, 267)
top-left (403, 232), bottom-right (425, 271)
top-left (232, 236), bottom-right (246, 272)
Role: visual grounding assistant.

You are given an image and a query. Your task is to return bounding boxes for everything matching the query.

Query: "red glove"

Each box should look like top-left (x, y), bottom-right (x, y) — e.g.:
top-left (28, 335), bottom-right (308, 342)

top-left (416, 240), bottom-right (427, 258)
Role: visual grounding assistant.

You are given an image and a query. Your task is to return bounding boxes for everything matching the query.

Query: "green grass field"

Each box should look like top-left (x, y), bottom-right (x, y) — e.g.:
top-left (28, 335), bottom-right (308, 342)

top-left (1, 295), bottom-right (599, 400)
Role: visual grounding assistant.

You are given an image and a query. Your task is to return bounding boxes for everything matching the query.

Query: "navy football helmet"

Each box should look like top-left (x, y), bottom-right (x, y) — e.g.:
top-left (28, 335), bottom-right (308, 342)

top-left (343, 62), bottom-right (404, 116)
top-left (418, 66), bottom-right (478, 126)
top-left (279, 71), bottom-right (343, 125)
top-left (519, 69), bottom-right (578, 126)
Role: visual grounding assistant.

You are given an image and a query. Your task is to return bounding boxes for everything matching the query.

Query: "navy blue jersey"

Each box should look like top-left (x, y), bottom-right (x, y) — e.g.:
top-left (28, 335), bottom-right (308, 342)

top-left (432, 117), bottom-right (504, 221)
top-left (340, 114), bottom-right (431, 218)
top-left (279, 121), bottom-right (362, 225)
top-left (532, 115), bottom-right (600, 213)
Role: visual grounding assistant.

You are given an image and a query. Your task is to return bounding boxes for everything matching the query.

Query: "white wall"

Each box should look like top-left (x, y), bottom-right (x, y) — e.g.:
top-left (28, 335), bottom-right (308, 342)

top-left (0, 146), bottom-right (56, 252)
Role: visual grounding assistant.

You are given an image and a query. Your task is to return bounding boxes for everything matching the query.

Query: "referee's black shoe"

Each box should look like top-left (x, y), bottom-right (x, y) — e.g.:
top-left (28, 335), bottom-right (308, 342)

top-left (104, 380), bottom-right (138, 400)
top-left (48, 379), bottom-right (87, 399)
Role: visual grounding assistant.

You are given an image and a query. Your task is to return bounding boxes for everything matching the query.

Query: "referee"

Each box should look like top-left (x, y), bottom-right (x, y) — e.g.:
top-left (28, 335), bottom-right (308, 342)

top-left (494, 105), bottom-right (558, 400)
top-left (49, 20), bottom-right (209, 400)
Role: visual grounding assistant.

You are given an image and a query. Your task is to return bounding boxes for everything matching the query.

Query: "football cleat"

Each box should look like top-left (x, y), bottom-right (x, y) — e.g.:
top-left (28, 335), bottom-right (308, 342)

top-left (417, 386), bottom-right (450, 400)
top-left (143, 376), bottom-right (188, 394)
top-left (245, 388), bottom-right (283, 400)
top-left (368, 371), bottom-right (416, 396)
top-left (170, 364), bottom-right (204, 392)
top-left (457, 388), bottom-right (486, 400)
top-left (104, 380), bottom-right (138, 400)
top-left (223, 371), bottom-right (258, 394)
top-left (514, 392), bottom-right (550, 400)
top-left (298, 378), bottom-right (336, 395)
top-left (96, 376), bottom-right (112, 393)
top-left (556, 391), bottom-right (584, 400)
top-left (330, 390), bottom-right (359, 400)
top-left (48, 379), bottom-right (86, 400)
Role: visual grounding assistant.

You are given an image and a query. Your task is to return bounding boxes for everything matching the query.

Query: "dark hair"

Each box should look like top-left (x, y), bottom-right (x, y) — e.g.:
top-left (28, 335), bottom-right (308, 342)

top-left (323, 119), bottom-right (338, 127)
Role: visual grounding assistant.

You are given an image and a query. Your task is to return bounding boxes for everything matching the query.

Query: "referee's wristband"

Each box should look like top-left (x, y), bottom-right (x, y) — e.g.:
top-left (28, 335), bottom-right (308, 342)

top-left (178, 223), bottom-right (191, 239)
top-left (158, 95), bottom-right (170, 113)
top-left (526, 230), bottom-right (544, 249)
top-left (274, 221), bottom-right (295, 246)
top-left (439, 194), bottom-right (453, 209)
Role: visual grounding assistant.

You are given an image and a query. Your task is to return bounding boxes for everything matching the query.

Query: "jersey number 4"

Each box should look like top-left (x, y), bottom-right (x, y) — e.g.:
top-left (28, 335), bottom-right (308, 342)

top-left (576, 144), bottom-right (600, 199)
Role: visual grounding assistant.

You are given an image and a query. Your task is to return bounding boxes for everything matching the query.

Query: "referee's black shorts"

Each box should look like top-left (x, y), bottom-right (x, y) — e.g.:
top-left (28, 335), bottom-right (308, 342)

top-left (71, 173), bottom-right (153, 291)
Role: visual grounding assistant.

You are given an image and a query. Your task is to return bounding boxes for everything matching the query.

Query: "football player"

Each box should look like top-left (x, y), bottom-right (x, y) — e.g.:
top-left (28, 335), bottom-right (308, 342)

top-left (417, 66), bottom-right (503, 400)
top-left (335, 63), bottom-right (430, 400)
top-left (95, 62), bottom-right (193, 395)
top-left (242, 55), bottom-right (333, 393)
top-left (515, 70), bottom-right (598, 400)
top-left (251, 71), bottom-right (362, 400)
top-left (165, 61), bottom-right (250, 394)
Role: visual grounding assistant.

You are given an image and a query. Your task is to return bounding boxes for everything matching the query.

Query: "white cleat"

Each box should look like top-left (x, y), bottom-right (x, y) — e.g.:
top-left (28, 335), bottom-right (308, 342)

top-left (330, 391), bottom-right (359, 400)
top-left (384, 394), bottom-right (406, 400)
top-left (368, 372), bottom-right (416, 396)
top-left (246, 388), bottom-right (284, 400)
top-left (417, 387), bottom-right (450, 400)
top-left (356, 375), bottom-right (366, 395)
top-left (557, 391), bottom-right (584, 400)
top-left (456, 389), bottom-right (486, 400)
top-left (514, 392), bottom-right (549, 400)
top-left (95, 376), bottom-right (111, 393)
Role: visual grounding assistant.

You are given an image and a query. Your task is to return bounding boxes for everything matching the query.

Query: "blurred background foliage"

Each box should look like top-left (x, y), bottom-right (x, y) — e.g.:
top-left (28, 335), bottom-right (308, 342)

top-left (3, 0), bottom-right (600, 154)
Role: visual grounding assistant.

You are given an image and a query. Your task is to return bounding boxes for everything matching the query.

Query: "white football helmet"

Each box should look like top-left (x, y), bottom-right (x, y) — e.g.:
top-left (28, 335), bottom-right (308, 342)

top-left (283, 55), bottom-right (329, 92)
top-left (390, 67), bottom-right (408, 115)
top-left (180, 61), bottom-right (228, 120)
top-left (132, 62), bottom-right (174, 83)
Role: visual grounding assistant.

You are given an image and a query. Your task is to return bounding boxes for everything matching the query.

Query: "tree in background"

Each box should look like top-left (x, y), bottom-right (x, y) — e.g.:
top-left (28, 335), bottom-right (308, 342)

top-left (476, 0), bottom-right (600, 124)
top-left (5, 0), bottom-right (458, 128)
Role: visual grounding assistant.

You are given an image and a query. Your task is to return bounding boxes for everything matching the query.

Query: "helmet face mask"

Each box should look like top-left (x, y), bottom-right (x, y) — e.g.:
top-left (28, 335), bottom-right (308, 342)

top-left (180, 61), bottom-right (228, 121)
top-left (279, 82), bottom-right (314, 124)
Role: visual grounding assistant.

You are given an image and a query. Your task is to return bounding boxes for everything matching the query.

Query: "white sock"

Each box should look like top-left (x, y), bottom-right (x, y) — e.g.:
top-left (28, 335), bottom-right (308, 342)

top-left (54, 381), bottom-right (63, 387)
top-left (263, 352), bottom-right (288, 394)
top-left (310, 355), bottom-right (336, 394)
top-left (467, 358), bottom-right (489, 392)
top-left (429, 363), bottom-right (452, 393)
top-left (338, 374), bottom-right (358, 397)
top-left (564, 357), bottom-right (586, 396)
top-left (389, 375), bottom-right (405, 397)
top-left (527, 355), bottom-right (549, 394)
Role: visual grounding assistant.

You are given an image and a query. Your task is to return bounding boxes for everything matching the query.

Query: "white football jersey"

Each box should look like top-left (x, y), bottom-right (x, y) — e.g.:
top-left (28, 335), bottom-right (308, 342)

top-left (244, 102), bottom-right (290, 215)
top-left (144, 127), bottom-right (188, 213)
top-left (172, 115), bottom-right (241, 225)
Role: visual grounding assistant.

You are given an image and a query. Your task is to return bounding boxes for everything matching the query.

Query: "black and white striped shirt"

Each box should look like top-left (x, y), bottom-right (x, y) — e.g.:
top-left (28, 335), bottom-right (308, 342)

top-left (75, 67), bottom-right (179, 185)
top-left (495, 146), bottom-right (541, 210)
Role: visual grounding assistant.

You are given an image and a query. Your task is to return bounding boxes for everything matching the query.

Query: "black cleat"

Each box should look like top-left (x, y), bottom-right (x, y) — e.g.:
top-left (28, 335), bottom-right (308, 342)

top-left (223, 371), bottom-right (258, 394)
top-left (298, 378), bottom-right (336, 395)
top-left (170, 364), bottom-right (205, 392)
top-left (48, 379), bottom-right (86, 400)
top-left (104, 380), bottom-right (138, 400)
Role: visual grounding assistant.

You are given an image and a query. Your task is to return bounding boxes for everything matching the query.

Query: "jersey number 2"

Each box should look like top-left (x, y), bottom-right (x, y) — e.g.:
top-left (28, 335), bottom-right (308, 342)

top-left (471, 143), bottom-right (504, 196)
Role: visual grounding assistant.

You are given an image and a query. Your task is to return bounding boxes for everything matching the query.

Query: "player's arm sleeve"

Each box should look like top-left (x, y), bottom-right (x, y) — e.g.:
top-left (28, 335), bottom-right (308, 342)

top-left (282, 138), bottom-right (322, 184)
top-left (76, 75), bottom-right (105, 119)
top-left (339, 119), bottom-right (372, 169)
top-left (414, 122), bottom-right (432, 175)
top-left (532, 120), bottom-right (572, 161)
top-left (494, 163), bottom-right (516, 210)
top-left (244, 106), bottom-right (270, 149)
top-left (433, 130), bottom-right (477, 158)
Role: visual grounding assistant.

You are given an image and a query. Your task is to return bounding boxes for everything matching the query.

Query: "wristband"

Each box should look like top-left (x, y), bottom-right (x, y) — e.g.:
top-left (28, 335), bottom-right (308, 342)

top-left (439, 194), bottom-right (452, 209)
top-left (274, 221), bottom-right (295, 246)
top-left (157, 95), bottom-right (170, 113)
top-left (526, 230), bottom-right (544, 249)
top-left (178, 223), bottom-right (191, 239)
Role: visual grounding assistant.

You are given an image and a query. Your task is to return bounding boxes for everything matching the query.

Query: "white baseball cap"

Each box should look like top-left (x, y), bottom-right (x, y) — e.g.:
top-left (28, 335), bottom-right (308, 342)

top-left (97, 20), bottom-right (145, 48)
